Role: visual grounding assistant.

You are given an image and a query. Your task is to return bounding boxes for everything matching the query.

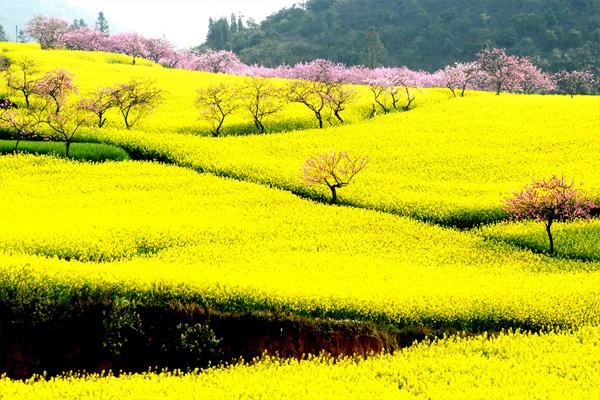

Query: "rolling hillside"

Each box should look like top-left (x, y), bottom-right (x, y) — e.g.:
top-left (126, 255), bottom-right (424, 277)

top-left (0, 44), bottom-right (599, 398)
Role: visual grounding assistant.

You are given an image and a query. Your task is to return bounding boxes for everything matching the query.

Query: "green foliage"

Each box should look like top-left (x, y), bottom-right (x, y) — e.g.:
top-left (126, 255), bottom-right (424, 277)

top-left (95, 11), bottom-right (109, 34)
top-left (174, 322), bottom-right (221, 365)
top-left (0, 24), bottom-right (7, 42)
top-left (215, 0), bottom-right (600, 76)
top-left (102, 299), bottom-right (143, 358)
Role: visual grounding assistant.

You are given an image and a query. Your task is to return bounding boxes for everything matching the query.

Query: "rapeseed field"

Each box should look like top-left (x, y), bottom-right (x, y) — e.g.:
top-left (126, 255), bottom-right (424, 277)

top-left (2, 328), bottom-right (600, 399)
top-left (0, 43), bottom-right (598, 398)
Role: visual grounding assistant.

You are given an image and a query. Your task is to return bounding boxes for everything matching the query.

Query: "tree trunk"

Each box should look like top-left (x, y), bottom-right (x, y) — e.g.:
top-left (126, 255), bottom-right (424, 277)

top-left (333, 110), bottom-right (344, 123)
top-left (14, 139), bottom-right (20, 153)
top-left (315, 112), bottom-right (323, 129)
top-left (545, 220), bottom-right (554, 255)
top-left (391, 94), bottom-right (399, 109)
top-left (254, 117), bottom-right (265, 133)
top-left (368, 104), bottom-right (376, 118)
top-left (375, 99), bottom-right (388, 114)
top-left (328, 185), bottom-right (337, 204)
top-left (123, 109), bottom-right (131, 130)
top-left (65, 141), bottom-right (71, 158)
top-left (404, 88), bottom-right (415, 110)
top-left (214, 117), bottom-right (225, 137)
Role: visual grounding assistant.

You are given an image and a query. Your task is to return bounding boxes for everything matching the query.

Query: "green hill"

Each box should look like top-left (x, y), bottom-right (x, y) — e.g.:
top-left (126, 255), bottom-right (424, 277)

top-left (204, 0), bottom-right (600, 74)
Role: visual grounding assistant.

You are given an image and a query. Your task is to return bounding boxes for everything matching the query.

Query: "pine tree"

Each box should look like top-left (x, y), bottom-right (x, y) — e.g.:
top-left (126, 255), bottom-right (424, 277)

top-left (70, 19), bottom-right (81, 30)
top-left (230, 14), bottom-right (238, 33)
top-left (0, 24), bottom-right (7, 42)
top-left (17, 29), bottom-right (27, 43)
top-left (95, 12), bottom-right (109, 33)
top-left (364, 27), bottom-right (387, 68)
top-left (206, 18), bottom-right (230, 50)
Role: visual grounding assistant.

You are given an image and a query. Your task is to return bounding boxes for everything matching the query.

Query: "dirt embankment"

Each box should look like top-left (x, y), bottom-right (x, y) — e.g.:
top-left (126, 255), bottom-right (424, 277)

top-left (1, 305), bottom-right (430, 379)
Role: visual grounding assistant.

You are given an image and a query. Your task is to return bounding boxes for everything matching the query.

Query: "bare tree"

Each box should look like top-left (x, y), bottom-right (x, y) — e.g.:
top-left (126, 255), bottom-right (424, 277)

top-left (240, 77), bottom-right (282, 133)
top-left (110, 80), bottom-right (162, 129)
top-left (40, 103), bottom-right (90, 157)
top-left (195, 84), bottom-right (238, 137)
top-left (368, 82), bottom-right (391, 114)
top-left (325, 84), bottom-right (356, 123)
top-left (5, 57), bottom-right (40, 109)
top-left (287, 79), bottom-right (328, 129)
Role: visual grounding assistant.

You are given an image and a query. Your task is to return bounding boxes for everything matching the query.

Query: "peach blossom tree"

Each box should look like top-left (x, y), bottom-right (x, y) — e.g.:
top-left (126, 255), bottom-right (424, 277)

top-left (302, 151), bottom-right (369, 204)
top-left (505, 176), bottom-right (597, 255)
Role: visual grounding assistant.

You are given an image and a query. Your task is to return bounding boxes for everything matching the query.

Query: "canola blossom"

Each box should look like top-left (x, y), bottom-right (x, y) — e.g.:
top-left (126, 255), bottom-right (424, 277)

top-left (1, 155), bottom-right (599, 331)
top-left (1, 327), bottom-right (600, 399)
top-left (0, 43), bottom-right (599, 396)
top-left (87, 92), bottom-right (600, 226)
top-left (5, 45), bottom-right (596, 226)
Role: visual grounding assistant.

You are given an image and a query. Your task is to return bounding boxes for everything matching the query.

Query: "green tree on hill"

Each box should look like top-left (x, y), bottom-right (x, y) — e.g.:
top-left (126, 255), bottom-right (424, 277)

top-left (202, 0), bottom-right (600, 76)
top-left (17, 29), bottom-right (27, 43)
top-left (95, 11), bottom-right (109, 34)
top-left (0, 24), bottom-right (7, 42)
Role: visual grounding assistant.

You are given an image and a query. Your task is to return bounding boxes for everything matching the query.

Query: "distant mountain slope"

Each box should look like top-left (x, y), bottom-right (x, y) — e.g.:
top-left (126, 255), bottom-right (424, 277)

top-left (0, 0), bottom-right (93, 41)
top-left (203, 0), bottom-right (600, 74)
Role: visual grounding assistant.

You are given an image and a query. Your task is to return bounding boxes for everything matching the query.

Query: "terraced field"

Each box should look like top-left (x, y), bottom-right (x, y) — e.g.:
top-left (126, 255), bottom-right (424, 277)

top-left (0, 44), bottom-right (598, 399)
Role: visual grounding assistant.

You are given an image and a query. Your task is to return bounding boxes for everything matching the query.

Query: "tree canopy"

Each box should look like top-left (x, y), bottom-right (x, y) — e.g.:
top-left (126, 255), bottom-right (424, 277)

top-left (200, 0), bottom-right (600, 75)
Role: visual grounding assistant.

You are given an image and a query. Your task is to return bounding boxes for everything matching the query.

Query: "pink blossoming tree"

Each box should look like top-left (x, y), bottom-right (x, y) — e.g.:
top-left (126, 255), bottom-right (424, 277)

top-left (109, 32), bottom-right (147, 65)
top-left (505, 176), bottom-right (597, 255)
top-left (34, 68), bottom-right (77, 114)
top-left (440, 62), bottom-right (481, 97)
top-left (302, 151), bottom-right (369, 204)
top-left (25, 16), bottom-right (69, 49)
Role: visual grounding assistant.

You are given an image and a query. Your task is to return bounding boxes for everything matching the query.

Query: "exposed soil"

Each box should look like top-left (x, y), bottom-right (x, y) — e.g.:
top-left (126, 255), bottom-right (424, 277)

top-left (0, 305), bottom-right (429, 379)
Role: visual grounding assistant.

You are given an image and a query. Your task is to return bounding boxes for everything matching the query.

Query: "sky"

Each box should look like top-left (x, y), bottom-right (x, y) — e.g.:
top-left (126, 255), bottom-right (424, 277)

top-left (63, 0), bottom-right (303, 48)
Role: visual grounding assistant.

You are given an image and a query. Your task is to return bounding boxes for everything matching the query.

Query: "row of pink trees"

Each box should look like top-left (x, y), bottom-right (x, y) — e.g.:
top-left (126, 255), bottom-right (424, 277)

top-left (439, 48), bottom-right (557, 96)
top-left (26, 16), bottom-right (598, 97)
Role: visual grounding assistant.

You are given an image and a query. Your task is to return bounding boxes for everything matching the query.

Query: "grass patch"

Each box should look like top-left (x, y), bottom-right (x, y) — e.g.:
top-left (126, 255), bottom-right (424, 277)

top-left (0, 140), bottom-right (130, 162)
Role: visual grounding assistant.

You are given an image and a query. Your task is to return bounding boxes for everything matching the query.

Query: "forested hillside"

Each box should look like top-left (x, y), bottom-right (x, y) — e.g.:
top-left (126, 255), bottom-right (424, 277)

top-left (202, 0), bottom-right (600, 74)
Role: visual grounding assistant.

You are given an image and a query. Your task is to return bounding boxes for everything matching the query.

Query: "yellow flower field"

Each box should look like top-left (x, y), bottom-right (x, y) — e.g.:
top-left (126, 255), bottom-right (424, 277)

top-left (1, 43), bottom-right (447, 135)
top-left (0, 43), bottom-right (599, 397)
top-left (88, 92), bottom-right (600, 226)
top-left (1, 155), bottom-right (598, 330)
top-left (5, 44), bottom-right (596, 225)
